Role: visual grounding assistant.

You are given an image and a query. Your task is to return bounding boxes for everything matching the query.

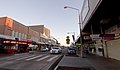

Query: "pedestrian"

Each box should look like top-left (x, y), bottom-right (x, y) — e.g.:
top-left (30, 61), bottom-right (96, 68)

top-left (83, 47), bottom-right (88, 58)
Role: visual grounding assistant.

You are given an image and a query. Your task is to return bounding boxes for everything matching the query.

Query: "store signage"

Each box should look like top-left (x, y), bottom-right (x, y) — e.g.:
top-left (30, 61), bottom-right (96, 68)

top-left (90, 34), bottom-right (101, 40)
top-left (99, 34), bottom-right (115, 40)
top-left (0, 34), bottom-right (6, 39)
top-left (99, 34), bottom-right (115, 37)
top-left (0, 34), bottom-right (15, 40)
top-left (84, 36), bottom-right (91, 40)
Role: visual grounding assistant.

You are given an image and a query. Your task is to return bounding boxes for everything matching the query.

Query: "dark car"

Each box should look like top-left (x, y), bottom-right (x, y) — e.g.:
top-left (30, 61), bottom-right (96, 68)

top-left (67, 47), bottom-right (76, 54)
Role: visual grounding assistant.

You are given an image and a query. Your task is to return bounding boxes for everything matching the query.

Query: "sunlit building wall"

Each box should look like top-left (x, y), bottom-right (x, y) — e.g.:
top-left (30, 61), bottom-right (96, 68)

top-left (0, 17), bottom-right (13, 36)
top-left (29, 25), bottom-right (50, 38)
top-left (12, 20), bottom-right (28, 40)
top-left (81, 0), bottom-right (102, 30)
top-left (0, 16), bottom-right (39, 42)
top-left (27, 27), bottom-right (39, 42)
top-left (44, 27), bottom-right (50, 38)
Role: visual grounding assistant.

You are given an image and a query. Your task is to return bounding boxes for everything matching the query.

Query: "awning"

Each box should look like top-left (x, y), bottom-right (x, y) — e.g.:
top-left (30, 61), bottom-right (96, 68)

top-left (83, 0), bottom-right (120, 34)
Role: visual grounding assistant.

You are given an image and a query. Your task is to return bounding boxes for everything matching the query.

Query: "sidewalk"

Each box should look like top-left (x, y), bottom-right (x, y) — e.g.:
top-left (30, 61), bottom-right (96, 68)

top-left (56, 54), bottom-right (120, 70)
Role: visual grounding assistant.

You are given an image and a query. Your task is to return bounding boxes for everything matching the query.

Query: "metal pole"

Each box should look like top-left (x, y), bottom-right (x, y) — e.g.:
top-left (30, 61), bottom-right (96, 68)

top-left (64, 6), bottom-right (83, 57)
top-left (79, 14), bottom-right (83, 57)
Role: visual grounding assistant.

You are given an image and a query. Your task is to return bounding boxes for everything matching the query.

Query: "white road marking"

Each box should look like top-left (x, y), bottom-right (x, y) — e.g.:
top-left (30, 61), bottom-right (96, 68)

top-left (36, 55), bottom-right (50, 61)
top-left (0, 61), bottom-right (15, 67)
top-left (14, 53), bottom-right (28, 55)
top-left (26, 55), bottom-right (43, 61)
top-left (47, 55), bottom-right (58, 62)
top-left (16, 55), bottom-right (36, 60)
top-left (0, 54), bottom-right (26, 60)
top-left (7, 55), bottom-right (28, 60)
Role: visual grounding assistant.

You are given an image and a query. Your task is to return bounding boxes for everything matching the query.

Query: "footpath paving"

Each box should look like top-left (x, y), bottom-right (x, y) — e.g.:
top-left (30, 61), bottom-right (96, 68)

top-left (56, 54), bottom-right (120, 70)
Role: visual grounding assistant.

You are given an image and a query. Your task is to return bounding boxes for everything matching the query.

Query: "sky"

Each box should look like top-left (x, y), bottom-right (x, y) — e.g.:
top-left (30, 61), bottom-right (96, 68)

top-left (0, 0), bottom-right (84, 46)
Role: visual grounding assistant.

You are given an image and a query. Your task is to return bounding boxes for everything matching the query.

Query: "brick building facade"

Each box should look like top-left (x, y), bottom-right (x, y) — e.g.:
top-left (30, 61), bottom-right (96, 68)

top-left (0, 16), bottom-right (56, 54)
top-left (29, 25), bottom-right (50, 38)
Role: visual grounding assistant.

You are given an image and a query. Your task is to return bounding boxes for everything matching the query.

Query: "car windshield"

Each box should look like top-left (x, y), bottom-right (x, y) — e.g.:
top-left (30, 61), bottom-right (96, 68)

top-left (53, 47), bottom-right (60, 49)
top-left (68, 47), bottom-right (75, 50)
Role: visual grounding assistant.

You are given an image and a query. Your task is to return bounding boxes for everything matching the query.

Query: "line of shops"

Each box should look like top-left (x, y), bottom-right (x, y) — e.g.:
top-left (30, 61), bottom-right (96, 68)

top-left (75, 0), bottom-right (120, 60)
top-left (0, 37), bottom-right (32, 54)
top-left (0, 34), bottom-right (57, 54)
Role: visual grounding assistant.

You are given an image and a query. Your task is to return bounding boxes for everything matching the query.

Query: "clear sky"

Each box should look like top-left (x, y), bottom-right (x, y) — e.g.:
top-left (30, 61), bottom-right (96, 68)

top-left (0, 0), bottom-right (84, 46)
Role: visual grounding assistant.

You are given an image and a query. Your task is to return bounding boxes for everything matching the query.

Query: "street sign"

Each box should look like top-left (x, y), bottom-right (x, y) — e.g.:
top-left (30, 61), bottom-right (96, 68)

top-left (72, 35), bottom-right (75, 42)
top-left (90, 34), bottom-right (101, 40)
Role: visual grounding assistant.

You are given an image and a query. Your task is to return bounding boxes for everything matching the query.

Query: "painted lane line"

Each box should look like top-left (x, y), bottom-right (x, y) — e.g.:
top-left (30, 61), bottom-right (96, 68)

top-left (47, 55), bottom-right (58, 62)
top-left (26, 55), bottom-right (43, 61)
top-left (0, 61), bottom-right (15, 67)
top-left (16, 55), bottom-right (36, 60)
top-left (7, 55), bottom-right (28, 60)
top-left (36, 55), bottom-right (51, 61)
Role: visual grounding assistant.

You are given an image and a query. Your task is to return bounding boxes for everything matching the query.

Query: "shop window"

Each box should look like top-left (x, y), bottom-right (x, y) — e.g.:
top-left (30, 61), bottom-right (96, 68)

top-left (19, 33), bottom-right (22, 39)
top-left (24, 35), bottom-right (27, 39)
top-left (15, 31), bottom-right (18, 38)
top-left (12, 31), bottom-right (15, 37)
top-left (21, 34), bottom-right (24, 39)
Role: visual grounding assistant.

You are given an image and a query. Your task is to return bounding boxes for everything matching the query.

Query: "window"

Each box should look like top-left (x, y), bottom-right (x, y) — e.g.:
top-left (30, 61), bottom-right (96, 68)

top-left (12, 31), bottom-right (15, 37)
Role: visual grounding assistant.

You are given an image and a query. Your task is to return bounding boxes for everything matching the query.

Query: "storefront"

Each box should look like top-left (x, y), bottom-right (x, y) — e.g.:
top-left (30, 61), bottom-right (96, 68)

top-left (0, 34), bottom-right (33, 54)
top-left (2, 39), bottom-right (31, 53)
top-left (81, 0), bottom-right (120, 59)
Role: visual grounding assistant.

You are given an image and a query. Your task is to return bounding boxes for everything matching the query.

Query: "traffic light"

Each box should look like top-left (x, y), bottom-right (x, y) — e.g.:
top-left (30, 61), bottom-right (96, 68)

top-left (66, 36), bottom-right (70, 44)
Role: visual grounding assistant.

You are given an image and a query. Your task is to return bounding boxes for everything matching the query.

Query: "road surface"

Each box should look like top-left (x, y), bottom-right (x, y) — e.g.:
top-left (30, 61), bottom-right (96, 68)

top-left (0, 51), bottom-right (62, 70)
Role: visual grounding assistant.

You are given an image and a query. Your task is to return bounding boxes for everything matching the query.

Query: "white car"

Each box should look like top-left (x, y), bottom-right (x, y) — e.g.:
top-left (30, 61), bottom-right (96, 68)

top-left (50, 47), bottom-right (62, 54)
top-left (41, 47), bottom-right (49, 52)
top-left (67, 47), bottom-right (76, 54)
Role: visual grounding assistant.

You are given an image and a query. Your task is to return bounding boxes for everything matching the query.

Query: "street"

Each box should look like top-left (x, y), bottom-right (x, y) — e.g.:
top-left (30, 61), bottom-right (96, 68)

top-left (0, 50), bottom-right (63, 70)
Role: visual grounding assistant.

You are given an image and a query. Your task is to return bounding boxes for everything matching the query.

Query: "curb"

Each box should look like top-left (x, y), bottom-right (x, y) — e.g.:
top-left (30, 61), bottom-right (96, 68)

top-left (48, 54), bottom-right (64, 70)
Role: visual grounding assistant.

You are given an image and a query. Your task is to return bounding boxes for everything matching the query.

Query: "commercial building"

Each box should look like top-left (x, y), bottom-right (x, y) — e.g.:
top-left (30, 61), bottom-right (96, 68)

top-left (76, 0), bottom-right (120, 60)
top-left (28, 25), bottom-right (53, 44)
top-left (0, 16), bottom-right (56, 53)
top-left (28, 25), bottom-right (57, 50)
top-left (29, 25), bottom-right (50, 38)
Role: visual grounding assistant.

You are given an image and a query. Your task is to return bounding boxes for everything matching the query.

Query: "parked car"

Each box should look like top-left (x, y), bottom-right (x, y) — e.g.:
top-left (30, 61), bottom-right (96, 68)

top-left (41, 47), bottom-right (49, 52)
top-left (50, 47), bottom-right (62, 54)
top-left (29, 47), bottom-right (34, 54)
top-left (67, 47), bottom-right (76, 54)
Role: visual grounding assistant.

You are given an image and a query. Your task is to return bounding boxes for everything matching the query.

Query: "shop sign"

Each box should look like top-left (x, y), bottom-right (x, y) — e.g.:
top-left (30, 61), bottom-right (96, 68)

top-left (99, 34), bottom-right (115, 37)
top-left (99, 34), bottom-right (115, 40)
top-left (7, 36), bottom-right (15, 40)
top-left (83, 36), bottom-right (91, 40)
top-left (90, 34), bottom-right (101, 40)
top-left (0, 34), bottom-right (15, 40)
top-left (103, 37), bottom-right (114, 40)
top-left (0, 34), bottom-right (6, 39)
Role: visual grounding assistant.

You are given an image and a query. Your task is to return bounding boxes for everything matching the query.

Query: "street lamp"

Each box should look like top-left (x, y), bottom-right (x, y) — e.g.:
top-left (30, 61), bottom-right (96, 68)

top-left (64, 6), bottom-right (83, 57)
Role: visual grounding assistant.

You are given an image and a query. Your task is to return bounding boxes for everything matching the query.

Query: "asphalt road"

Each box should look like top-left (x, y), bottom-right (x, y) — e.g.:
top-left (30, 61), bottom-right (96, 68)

top-left (0, 51), bottom-right (62, 70)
